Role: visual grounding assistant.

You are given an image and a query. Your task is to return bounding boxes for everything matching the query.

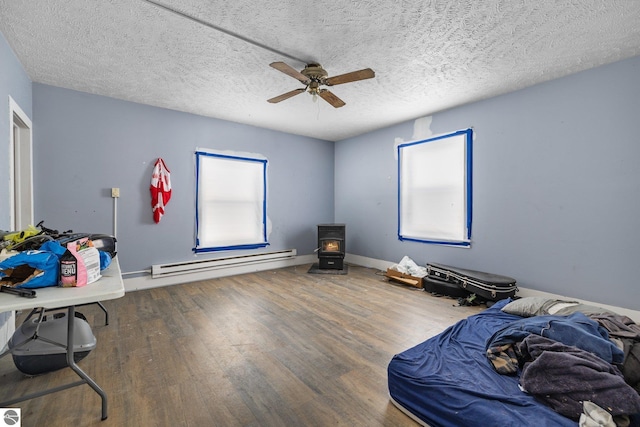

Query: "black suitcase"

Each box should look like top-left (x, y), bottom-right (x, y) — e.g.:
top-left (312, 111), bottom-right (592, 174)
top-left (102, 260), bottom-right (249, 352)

top-left (426, 263), bottom-right (517, 301)
top-left (422, 275), bottom-right (471, 299)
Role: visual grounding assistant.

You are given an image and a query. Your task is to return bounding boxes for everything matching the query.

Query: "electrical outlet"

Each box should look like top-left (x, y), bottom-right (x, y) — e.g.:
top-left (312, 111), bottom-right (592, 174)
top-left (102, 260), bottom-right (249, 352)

top-left (111, 188), bottom-right (120, 198)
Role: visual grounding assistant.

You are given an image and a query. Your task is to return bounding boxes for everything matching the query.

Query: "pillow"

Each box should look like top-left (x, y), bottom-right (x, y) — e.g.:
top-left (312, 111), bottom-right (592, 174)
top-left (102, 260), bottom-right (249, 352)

top-left (551, 303), bottom-right (615, 317)
top-left (547, 301), bottom-right (579, 314)
top-left (501, 297), bottom-right (578, 317)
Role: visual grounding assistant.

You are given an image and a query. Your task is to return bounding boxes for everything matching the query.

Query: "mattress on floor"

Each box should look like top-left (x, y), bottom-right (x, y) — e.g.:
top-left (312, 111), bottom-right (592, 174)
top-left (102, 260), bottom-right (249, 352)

top-left (387, 299), bottom-right (577, 427)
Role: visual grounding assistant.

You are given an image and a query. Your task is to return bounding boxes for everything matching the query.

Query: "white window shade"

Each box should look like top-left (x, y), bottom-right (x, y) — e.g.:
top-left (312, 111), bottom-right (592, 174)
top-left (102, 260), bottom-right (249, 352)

top-left (398, 129), bottom-right (472, 246)
top-left (195, 151), bottom-right (268, 252)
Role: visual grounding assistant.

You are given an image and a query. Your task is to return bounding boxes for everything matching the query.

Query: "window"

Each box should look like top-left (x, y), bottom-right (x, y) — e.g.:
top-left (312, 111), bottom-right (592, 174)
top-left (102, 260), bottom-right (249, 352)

top-left (195, 150), bottom-right (268, 253)
top-left (397, 128), bottom-right (472, 247)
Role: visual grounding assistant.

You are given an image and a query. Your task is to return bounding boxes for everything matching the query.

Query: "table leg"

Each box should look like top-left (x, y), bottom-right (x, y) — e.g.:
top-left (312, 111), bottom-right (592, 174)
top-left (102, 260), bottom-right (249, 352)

top-left (66, 306), bottom-right (108, 420)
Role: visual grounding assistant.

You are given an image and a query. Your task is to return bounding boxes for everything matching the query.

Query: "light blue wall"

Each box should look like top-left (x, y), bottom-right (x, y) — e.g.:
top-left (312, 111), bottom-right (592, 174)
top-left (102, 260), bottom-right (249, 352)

top-left (336, 55), bottom-right (640, 311)
top-left (6, 24), bottom-right (640, 310)
top-left (0, 31), bottom-right (32, 230)
top-left (32, 84), bottom-right (335, 273)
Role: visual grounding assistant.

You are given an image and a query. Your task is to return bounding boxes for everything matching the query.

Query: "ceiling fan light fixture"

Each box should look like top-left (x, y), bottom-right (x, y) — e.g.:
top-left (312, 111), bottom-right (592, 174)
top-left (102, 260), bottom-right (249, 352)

top-left (309, 82), bottom-right (320, 103)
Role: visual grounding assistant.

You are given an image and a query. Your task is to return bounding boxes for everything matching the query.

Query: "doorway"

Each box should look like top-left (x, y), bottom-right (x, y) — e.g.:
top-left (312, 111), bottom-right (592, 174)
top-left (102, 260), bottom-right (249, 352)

top-left (8, 96), bottom-right (33, 231)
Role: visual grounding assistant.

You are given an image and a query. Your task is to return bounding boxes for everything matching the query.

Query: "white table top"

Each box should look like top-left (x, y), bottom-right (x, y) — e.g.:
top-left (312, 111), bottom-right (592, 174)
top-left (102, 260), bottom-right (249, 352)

top-left (0, 257), bottom-right (125, 312)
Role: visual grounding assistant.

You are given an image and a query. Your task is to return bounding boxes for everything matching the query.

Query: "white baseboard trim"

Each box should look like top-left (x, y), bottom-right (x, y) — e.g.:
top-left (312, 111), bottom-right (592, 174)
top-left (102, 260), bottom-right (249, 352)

top-left (345, 253), bottom-right (393, 271)
top-left (124, 254), bottom-right (316, 292)
top-left (344, 254), bottom-right (640, 323)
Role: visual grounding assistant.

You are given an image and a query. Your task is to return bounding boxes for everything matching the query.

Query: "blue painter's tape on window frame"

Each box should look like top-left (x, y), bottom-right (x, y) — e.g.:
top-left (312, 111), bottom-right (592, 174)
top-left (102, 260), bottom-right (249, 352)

top-left (194, 150), bottom-right (269, 253)
top-left (397, 128), bottom-right (473, 247)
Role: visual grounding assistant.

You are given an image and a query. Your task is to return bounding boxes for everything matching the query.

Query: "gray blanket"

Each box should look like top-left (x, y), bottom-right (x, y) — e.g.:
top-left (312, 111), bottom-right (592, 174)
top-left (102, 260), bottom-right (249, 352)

top-left (590, 313), bottom-right (640, 340)
top-left (590, 313), bottom-right (640, 393)
top-left (517, 334), bottom-right (640, 420)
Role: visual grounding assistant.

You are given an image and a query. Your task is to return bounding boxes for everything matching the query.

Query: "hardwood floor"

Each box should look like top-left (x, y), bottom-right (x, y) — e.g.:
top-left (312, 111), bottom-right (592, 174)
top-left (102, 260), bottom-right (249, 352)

top-left (0, 264), bottom-right (484, 427)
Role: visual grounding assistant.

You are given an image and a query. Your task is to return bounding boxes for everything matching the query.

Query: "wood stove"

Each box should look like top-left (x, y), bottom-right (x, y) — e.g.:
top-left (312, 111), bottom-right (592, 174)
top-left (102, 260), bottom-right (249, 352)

top-left (317, 224), bottom-right (345, 270)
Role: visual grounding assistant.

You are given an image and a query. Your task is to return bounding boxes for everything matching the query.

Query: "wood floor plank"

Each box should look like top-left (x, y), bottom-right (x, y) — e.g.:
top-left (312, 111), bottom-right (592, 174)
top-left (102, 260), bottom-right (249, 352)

top-left (0, 264), bottom-right (483, 426)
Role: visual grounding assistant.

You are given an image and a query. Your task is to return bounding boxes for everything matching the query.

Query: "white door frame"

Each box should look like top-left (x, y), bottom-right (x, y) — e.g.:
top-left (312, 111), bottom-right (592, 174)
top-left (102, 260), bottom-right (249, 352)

top-left (8, 96), bottom-right (34, 231)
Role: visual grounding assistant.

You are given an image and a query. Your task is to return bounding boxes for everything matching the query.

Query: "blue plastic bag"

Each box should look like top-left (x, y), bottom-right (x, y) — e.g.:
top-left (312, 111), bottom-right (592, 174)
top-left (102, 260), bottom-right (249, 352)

top-left (0, 250), bottom-right (59, 288)
top-left (99, 251), bottom-right (111, 270)
top-left (39, 240), bottom-right (67, 257)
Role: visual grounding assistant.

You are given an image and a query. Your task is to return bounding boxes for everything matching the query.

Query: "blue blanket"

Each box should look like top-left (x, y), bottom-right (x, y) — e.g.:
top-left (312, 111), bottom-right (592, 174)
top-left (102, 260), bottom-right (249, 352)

top-left (487, 312), bottom-right (624, 365)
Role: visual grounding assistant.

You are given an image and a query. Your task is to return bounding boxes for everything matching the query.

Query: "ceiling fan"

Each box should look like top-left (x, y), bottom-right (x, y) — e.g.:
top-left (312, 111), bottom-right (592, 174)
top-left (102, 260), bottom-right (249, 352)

top-left (268, 62), bottom-right (375, 108)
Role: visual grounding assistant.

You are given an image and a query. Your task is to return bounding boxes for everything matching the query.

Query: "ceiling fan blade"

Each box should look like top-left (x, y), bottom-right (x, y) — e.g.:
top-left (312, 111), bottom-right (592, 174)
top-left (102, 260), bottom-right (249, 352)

top-left (270, 62), bottom-right (310, 84)
top-left (267, 88), bottom-right (306, 104)
top-left (325, 68), bottom-right (375, 86)
top-left (318, 90), bottom-right (346, 108)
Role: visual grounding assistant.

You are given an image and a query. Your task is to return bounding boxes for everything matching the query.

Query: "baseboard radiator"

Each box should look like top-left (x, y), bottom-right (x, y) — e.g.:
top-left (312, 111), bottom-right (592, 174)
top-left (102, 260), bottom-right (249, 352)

top-left (151, 249), bottom-right (297, 279)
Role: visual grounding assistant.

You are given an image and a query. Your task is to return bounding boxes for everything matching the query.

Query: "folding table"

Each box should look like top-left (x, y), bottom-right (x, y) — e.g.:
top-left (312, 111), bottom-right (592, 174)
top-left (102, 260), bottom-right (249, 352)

top-left (0, 258), bottom-right (124, 420)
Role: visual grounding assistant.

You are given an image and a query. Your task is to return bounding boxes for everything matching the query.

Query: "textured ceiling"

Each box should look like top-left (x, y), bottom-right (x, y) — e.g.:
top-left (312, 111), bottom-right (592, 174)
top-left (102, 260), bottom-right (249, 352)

top-left (1, 1), bottom-right (640, 141)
